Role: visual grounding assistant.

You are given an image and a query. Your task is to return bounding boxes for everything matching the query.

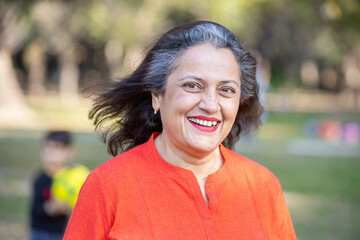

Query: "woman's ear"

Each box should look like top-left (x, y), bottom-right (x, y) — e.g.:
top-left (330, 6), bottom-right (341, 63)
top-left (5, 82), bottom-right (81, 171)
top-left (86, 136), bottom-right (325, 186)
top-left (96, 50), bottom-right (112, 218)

top-left (151, 92), bottom-right (162, 112)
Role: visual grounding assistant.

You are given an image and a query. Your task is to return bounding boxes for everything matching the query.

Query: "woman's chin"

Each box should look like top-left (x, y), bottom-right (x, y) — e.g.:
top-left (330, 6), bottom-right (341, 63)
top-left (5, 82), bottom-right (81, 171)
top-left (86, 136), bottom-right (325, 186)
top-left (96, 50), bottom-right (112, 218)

top-left (186, 138), bottom-right (220, 155)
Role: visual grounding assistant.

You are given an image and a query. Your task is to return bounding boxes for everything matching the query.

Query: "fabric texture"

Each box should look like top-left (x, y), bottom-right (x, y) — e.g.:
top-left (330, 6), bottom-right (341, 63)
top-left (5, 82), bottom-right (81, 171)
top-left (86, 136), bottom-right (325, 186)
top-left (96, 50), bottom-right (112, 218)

top-left (64, 133), bottom-right (296, 239)
top-left (30, 171), bottom-right (68, 238)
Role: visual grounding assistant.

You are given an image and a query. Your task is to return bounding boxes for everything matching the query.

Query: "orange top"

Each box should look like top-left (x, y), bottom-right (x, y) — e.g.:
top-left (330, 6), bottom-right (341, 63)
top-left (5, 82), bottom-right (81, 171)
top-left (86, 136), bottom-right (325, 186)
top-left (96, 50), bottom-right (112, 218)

top-left (64, 133), bottom-right (296, 239)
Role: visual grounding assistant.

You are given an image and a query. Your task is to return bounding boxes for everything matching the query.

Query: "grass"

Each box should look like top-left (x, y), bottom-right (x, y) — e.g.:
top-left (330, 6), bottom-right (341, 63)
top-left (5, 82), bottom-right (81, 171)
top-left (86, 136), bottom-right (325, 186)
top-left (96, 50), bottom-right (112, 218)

top-left (243, 152), bottom-right (360, 239)
top-left (0, 111), bottom-right (359, 239)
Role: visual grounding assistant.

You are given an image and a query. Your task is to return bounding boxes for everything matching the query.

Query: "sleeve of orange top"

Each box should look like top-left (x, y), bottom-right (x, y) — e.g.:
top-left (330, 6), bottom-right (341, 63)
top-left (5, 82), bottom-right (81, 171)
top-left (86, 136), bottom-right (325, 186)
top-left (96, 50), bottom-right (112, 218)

top-left (275, 183), bottom-right (297, 240)
top-left (63, 169), bottom-right (112, 239)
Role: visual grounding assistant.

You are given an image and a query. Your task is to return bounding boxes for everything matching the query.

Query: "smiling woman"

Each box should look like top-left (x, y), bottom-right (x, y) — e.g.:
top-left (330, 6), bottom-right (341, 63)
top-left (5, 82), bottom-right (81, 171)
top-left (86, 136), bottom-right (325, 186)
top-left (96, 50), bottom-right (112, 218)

top-left (152, 43), bottom-right (241, 158)
top-left (64, 21), bottom-right (296, 239)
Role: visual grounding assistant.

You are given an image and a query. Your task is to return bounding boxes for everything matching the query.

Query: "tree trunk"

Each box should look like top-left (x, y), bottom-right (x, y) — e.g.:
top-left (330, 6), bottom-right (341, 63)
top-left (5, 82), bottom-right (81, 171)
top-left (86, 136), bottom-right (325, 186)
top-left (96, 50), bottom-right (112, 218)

top-left (25, 38), bottom-right (47, 96)
top-left (59, 54), bottom-right (80, 107)
top-left (0, 47), bottom-right (32, 123)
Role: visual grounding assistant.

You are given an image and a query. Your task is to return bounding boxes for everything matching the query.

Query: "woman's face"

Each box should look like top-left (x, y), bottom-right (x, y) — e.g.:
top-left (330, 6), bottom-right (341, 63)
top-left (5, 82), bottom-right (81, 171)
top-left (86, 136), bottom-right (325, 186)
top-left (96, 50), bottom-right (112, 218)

top-left (152, 43), bottom-right (241, 156)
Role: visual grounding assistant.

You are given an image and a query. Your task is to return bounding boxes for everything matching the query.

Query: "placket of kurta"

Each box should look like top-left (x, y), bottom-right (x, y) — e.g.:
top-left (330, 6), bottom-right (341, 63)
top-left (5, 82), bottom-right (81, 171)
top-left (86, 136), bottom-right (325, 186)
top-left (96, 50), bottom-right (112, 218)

top-left (185, 171), bottom-right (225, 240)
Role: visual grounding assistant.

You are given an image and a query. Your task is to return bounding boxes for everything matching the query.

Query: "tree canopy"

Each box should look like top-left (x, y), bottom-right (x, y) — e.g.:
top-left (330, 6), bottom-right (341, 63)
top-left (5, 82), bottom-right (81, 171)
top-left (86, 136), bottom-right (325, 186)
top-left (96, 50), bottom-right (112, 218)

top-left (2, 0), bottom-right (360, 103)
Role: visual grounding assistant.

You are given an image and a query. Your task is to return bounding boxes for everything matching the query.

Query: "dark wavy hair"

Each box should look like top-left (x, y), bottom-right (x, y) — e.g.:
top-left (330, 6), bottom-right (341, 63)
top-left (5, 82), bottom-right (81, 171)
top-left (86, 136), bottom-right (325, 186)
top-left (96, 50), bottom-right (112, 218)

top-left (89, 21), bottom-right (264, 156)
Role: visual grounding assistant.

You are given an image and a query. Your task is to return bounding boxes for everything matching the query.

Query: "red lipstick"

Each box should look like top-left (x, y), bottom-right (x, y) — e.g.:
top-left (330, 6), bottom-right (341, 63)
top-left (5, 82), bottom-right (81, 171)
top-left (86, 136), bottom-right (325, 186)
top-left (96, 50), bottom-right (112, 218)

top-left (187, 115), bottom-right (221, 133)
top-left (188, 115), bottom-right (220, 122)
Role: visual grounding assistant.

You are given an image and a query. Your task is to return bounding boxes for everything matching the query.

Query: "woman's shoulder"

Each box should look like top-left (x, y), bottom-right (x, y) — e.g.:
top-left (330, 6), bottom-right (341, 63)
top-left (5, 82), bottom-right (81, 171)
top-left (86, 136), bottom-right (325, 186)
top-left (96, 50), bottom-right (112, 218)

top-left (92, 142), bottom-right (151, 181)
top-left (221, 146), bottom-right (279, 184)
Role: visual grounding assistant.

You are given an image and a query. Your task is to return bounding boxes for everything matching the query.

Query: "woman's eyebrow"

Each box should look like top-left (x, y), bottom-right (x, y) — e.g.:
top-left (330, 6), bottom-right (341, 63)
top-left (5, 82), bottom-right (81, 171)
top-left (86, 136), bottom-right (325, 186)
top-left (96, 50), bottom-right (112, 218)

top-left (178, 76), bottom-right (240, 87)
top-left (178, 75), bottom-right (203, 82)
top-left (220, 80), bottom-right (240, 87)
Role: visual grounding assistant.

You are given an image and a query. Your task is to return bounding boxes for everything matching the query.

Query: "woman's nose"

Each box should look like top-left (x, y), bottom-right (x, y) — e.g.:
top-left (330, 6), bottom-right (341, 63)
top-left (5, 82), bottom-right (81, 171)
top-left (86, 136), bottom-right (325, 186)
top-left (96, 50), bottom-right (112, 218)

top-left (198, 92), bottom-right (220, 113)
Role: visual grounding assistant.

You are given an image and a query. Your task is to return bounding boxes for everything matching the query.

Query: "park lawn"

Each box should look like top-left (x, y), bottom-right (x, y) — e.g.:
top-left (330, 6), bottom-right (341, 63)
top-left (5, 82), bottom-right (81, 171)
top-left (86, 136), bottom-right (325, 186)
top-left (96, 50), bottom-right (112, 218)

top-left (243, 152), bottom-right (360, 240)
top-left (0, 112), bottom-right (359, 240)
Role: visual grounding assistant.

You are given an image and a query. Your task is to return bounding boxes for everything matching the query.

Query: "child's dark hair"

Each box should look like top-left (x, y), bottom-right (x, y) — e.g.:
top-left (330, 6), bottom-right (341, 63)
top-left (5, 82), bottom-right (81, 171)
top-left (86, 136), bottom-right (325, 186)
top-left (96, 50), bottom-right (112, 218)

top-left (45, 131), bottom-right (72, 146)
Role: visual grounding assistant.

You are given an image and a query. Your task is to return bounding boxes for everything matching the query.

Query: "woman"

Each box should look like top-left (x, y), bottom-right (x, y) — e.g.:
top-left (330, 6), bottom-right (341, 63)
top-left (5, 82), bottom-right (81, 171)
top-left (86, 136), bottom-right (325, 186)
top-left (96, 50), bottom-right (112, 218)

top-left (64, 21), bottom-right (296, 239)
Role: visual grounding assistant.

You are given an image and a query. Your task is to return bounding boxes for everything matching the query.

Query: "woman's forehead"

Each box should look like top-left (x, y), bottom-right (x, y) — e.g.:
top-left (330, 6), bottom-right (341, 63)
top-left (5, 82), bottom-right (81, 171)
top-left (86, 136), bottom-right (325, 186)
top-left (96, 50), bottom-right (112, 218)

top-left (170, 43), bottom-right (241, 82)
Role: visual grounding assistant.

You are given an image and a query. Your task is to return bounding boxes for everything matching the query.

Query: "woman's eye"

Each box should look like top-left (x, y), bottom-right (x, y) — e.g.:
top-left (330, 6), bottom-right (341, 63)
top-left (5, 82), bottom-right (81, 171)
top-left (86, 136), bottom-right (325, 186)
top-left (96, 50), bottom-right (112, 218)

top-left (220, 87), bottom-right (236, 94)
top-left (185, 83), bottom-right (197, 88)
top-left (182, 82), bottom-right (202, 92)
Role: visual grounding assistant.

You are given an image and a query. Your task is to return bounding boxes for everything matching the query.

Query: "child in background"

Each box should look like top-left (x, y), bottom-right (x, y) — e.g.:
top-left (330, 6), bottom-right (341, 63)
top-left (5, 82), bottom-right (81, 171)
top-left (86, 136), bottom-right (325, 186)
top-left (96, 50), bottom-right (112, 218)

top-left (30, 131), bottom-right (73, 240)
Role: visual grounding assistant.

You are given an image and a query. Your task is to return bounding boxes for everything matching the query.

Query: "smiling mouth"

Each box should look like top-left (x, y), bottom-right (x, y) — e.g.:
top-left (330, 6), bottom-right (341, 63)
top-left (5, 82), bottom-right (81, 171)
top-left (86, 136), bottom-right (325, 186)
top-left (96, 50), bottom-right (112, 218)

top-left (188, 117), bottom-right (220, 127)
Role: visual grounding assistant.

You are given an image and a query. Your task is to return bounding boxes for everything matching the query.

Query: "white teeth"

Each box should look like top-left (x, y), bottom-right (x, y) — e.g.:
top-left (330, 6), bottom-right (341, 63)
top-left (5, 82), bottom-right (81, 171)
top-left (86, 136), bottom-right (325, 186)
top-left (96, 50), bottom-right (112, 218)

top-left (188, 118), bottom-right (219, 127)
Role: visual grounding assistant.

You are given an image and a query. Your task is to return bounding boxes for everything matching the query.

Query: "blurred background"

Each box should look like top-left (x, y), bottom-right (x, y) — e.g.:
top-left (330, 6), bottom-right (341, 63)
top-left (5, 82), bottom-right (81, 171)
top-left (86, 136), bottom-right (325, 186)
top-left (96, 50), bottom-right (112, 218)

top-left (0, 0), bottom-right (359, 239)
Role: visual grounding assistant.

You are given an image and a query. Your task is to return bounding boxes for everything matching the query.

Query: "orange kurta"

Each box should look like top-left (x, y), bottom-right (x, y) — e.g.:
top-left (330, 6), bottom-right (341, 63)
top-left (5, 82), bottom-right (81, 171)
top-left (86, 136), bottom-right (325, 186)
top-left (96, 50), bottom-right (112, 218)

top-left (64, 133), bottom-right (296, 239)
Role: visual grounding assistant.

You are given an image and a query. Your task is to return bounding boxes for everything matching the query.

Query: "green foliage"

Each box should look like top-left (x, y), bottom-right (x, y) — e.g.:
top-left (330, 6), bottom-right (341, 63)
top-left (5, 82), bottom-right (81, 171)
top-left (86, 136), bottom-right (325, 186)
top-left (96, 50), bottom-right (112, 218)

top-left (70, 2), bottom-right (111, 45)
top-left (4, 0), bottom-right (360, 89)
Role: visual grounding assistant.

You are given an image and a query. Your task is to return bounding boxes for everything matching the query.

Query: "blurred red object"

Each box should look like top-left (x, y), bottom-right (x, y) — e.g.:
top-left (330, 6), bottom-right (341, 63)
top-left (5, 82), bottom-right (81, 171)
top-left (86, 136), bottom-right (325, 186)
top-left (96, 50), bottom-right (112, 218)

top-left (317, 120), bottom-right (342, 141)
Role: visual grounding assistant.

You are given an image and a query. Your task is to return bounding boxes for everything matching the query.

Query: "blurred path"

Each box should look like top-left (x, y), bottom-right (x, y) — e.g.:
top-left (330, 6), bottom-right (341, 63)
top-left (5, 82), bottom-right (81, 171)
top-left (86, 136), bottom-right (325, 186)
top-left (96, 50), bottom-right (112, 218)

top-left (236, 138), bottom-right (360, 158)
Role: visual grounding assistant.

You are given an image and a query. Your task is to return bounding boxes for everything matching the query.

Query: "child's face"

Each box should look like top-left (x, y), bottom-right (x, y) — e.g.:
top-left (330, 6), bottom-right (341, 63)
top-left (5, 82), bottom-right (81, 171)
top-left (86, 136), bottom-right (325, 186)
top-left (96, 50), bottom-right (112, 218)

top-left (41, 140), bottom-right (72, 174)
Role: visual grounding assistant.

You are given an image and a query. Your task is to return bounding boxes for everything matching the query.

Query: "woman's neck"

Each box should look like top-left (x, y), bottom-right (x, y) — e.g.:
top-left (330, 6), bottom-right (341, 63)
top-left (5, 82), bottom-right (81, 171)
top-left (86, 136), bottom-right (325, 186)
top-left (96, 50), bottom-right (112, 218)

top-left (154, 133), bottom-right (223, 178)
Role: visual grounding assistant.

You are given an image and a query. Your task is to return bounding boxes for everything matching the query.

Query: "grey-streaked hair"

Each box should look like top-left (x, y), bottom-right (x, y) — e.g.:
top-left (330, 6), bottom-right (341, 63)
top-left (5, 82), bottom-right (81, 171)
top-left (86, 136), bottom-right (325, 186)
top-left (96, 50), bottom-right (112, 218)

top-left (147, 21), bottom-right (256, 99)
top-left (90, 21), bottom-right (263, 156)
